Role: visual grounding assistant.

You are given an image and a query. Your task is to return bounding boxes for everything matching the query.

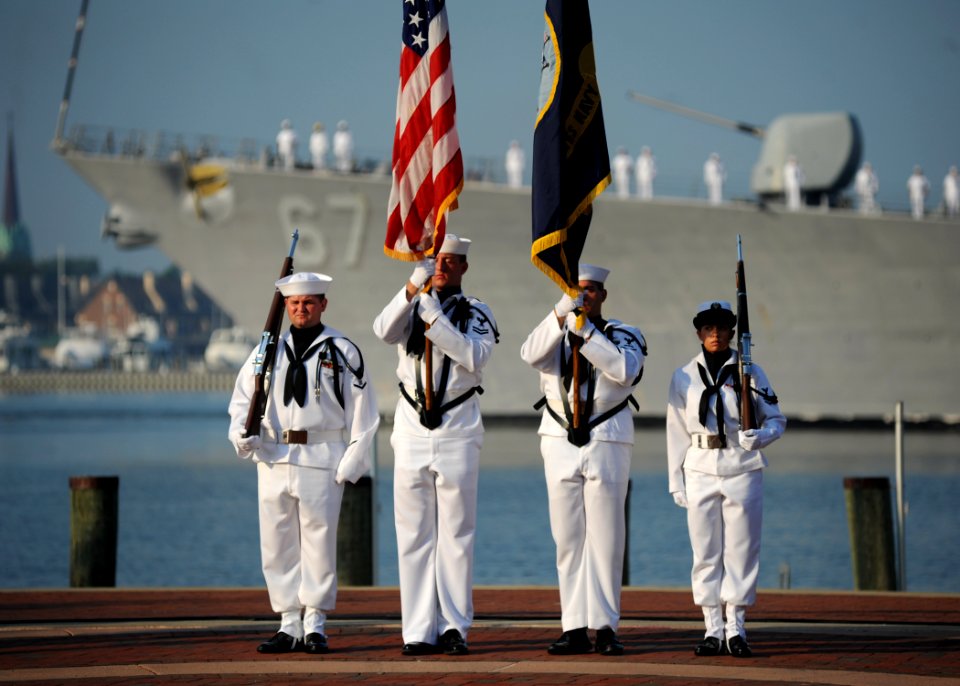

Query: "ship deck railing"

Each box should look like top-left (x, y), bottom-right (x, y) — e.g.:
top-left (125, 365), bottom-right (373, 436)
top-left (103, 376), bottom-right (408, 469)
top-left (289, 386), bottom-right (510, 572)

top-left (54, 123), bottom-right (950, 218)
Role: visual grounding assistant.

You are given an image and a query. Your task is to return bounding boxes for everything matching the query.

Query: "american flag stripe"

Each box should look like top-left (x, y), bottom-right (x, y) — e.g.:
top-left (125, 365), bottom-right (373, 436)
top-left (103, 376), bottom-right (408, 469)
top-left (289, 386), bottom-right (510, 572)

top-left (385, 0), bottom-right (463, 261)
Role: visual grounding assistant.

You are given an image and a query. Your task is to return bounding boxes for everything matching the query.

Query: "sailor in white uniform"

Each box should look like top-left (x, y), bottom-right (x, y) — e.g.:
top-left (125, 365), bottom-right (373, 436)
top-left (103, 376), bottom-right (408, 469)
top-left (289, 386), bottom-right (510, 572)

top-left (783, 155), bottom-right (804, 210)
top-left (703, 153), bottom-right (726, 205)
top-left (332, 120), bottom-right (354, 173)
top-left (666, 301), bottom-right (785, 658)
top-left (505, 140), bottom-right (526, 188)
top-left (520, 264), bottom-right (646, 657)
top-left (309, 122), bottom-right (329, 170)
top-left (276, 119), bottom-right (298, 171)
top-left (611, 147), bottom-right (634, 199)
top-left (228, 272), bottom-right (380, 654)
top-left (373, 234), bottom-right (498, 657)
top-left (854, 162), bottom-right (879, 214)
top-left (944, 166), bottom-right (959, 218)
top-left (636, 146), bottom-right (657, 200)
top-left (907, 166), bottom-right (929, 220)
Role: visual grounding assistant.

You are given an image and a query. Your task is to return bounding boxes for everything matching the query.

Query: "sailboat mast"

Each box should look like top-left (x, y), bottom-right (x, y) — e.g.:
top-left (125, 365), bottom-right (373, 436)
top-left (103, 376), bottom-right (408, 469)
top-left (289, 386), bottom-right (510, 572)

top-left (53, 0), bottom-right (91, 148)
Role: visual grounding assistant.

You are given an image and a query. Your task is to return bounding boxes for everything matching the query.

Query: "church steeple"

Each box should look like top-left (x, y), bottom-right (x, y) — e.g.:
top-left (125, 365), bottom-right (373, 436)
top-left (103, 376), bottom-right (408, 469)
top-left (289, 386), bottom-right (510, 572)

top-left (1, 115), bottom-right (32, 263)
top-left (3, 117), bottom-right (19, 228)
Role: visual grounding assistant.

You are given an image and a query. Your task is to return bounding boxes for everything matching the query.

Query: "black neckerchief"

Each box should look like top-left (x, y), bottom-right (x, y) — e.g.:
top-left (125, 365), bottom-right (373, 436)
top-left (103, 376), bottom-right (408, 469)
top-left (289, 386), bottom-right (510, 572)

top-left (283, 323), bottom-right (325, 407)
top-left (436, 285), bottom-right (462, 303)
top-left (697, 346), bottom-right (735, 443)
top-left (291, 322), bottom-right (325, 353)
top-left (702, 346), bottom-right (732, 380)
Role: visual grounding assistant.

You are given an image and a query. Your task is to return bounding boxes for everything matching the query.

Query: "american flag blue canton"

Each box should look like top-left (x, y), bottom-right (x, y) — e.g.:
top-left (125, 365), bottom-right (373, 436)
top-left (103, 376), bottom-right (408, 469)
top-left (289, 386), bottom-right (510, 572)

top-left (385, 0), bottom-right (463, 261)
top-left (401, 0), bottom-right (440, 56)
top-left (531, 0), bottom-right (610, 294)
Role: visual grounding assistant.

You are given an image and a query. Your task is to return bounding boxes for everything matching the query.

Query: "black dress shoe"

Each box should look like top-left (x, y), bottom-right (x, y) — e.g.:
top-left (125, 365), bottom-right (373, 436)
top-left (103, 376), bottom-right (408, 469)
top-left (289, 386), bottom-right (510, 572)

top-left (727, 635), bottom-right (753, 658)
top-left (693, 636), bottom-right (725, 657)
top-left (547, 627), bottom-right (593, 655)
top-left (440, 629), bottom-right (469, 655)
top-left (304, 632), bottom-right (329, 654)
top-left (401, 641), bottom-right (439, 656)
top-left (595, 628), bottom-right (624, 656)
top-left (257, 631), bottom-right (301, 653)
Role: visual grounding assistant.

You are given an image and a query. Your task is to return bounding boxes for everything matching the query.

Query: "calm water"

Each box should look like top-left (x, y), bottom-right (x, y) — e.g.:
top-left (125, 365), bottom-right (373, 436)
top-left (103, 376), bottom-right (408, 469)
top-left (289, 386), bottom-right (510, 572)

top-left (1, 392), bottom-right (958, 592)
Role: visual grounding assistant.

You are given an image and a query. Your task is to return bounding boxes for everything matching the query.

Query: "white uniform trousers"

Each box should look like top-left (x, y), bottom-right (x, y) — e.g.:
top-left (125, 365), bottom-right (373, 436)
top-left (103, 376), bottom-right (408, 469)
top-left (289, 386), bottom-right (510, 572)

top-left (392, 432), bottom-right (482, 644)
top-left (684, 468), bottom-right (763, 608)
top-left (257, 461), bottom-right (344, 637)
top-left (541, 436), bottom-right (631, 632)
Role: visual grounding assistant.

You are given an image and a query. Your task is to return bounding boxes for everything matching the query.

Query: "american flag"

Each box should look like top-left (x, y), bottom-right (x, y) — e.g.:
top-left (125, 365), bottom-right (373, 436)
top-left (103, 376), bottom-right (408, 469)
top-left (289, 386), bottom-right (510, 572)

top-left (384, 0), bottom-right (463, 261)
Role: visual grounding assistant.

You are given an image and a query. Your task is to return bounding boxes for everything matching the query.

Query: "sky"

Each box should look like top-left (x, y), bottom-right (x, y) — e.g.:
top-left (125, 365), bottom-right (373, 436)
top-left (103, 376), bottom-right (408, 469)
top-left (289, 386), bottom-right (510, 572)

top-left (1, 0), bottom-right (959, 273)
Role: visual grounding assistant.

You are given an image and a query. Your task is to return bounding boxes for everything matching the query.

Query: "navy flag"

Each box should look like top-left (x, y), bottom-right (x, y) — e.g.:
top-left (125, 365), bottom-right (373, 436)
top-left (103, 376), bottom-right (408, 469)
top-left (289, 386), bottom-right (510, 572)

top-left (531, 0), bottom-right (610, 295)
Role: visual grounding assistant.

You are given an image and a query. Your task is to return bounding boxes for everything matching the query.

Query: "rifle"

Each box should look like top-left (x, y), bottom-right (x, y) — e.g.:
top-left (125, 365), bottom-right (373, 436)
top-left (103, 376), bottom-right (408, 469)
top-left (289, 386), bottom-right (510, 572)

top-left (735, 234), bottom-right (757, 431)
top-left (243, 230), bottom-right (300, 437)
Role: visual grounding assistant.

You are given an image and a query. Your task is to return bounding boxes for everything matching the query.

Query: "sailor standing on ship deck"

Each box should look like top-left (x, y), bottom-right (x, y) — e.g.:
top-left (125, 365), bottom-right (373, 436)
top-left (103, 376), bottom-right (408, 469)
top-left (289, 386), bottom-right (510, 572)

top-left (666, 300), bottom-right (785, 658)
top-left (703, 153), bottom-right (726, 205)
top-left (611, 147), bottom-right (633, 199)
top-left (373, 234), bottom-right (498, 657)
top-left (943, 166), bottom-right (958, 217)
top-left (636, 146), bottom-right (656, 200)
top-left (309, 122), bottom-right (329, 171)
top-left (228, 272), bottom-right (379, 655)
top-left (276, 119), bottom-right (298, 171)
top-left (854, 162), bottom-right (879, 214)
top-left (505, 140), bottom-right (526, 188)
top-left (521, 264), bottom-right (646, 657)
top-left (783, 155), bottom-right (804, 211)
top-left (907, 166), bottom-right (929, 220)
top-left (332, 120), bottom-right (354, 173)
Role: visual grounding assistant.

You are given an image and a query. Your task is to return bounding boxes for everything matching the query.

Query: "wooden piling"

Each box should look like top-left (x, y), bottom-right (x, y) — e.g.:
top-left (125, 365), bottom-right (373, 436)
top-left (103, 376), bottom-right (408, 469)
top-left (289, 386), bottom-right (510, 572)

top-left (843, 477), bottom-right (897, 591)
top-left (337, 476), bottom-right (373, 586)
top-left (69, 476), bottom-right (119, 587)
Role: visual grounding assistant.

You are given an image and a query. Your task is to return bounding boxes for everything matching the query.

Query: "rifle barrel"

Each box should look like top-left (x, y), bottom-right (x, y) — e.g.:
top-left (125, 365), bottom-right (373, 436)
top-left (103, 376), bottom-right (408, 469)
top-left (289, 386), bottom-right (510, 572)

top-left (242, 230), bottom-right (299, 437)
top-left (735, 234), bottom-right (756, 431)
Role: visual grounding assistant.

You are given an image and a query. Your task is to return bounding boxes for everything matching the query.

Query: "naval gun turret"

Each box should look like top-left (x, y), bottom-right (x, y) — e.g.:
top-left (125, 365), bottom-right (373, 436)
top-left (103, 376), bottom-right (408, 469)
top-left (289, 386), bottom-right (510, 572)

top-left (627, 92), bottom-right (862, 206)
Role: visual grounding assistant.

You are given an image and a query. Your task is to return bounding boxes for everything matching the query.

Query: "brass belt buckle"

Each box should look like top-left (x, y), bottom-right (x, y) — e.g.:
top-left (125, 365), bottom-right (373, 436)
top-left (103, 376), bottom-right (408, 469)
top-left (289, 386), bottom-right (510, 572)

top-left (697, 435), bottom-right (725, 449)
top-left (282, 429), bottom-right (307, 444)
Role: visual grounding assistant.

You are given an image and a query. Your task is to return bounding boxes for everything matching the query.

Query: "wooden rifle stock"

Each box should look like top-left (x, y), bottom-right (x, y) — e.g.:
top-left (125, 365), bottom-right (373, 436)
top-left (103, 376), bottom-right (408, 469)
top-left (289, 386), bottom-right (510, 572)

top-left (736, 234), bottom-right (757, 431)
top-left (243, 230), bottom-right (299, 437)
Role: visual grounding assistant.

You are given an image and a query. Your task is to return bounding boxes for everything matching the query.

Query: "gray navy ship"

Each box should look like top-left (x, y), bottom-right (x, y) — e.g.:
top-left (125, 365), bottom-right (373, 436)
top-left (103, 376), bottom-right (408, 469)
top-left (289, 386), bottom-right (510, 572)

top-left (51, 6), bottom-right (959, 422)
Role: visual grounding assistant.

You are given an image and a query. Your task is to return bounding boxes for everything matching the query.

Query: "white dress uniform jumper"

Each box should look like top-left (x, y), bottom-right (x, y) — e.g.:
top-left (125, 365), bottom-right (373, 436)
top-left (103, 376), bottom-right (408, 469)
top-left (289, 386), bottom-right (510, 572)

top-left (521, 301), bottom-right (646, 637)
top-left (228, 274), bottom-right (379, 646)
top-left (373, 278), bottom-right (498, 648)
top-left (666, 341), bottom-right (785, 647)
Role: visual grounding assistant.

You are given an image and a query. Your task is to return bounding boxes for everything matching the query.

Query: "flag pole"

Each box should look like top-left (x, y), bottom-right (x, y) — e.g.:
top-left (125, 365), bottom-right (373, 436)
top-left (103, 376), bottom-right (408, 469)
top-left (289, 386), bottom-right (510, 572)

top-left (530, 0), bottom-right (610, 435)
top-left (424, 281), bottom-right (434, 412)
top-left (424, 340), bottom-right (434, 411)
top-left (571, 338), bottom-right (582, 429)
top-left (384, 0), bottom-right (463, 421)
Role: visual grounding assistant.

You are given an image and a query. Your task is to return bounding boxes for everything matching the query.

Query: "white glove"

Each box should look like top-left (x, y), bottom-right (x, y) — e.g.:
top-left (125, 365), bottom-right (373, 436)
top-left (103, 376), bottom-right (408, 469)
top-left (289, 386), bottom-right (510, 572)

top-left (672, 491), bottom-right (688, 508)
top-left (335, 443), bottom-right (370, 484)
top-left (418, 291), bottom-right (443, 325)
top-left (554, 292), bottom-right (583, 318)
top-left (409, 259), bottom-right (436, 289)
top-left (738, 427), bottom-right (776, 451)
top-left (565, 311), bottom-right (596, 339)
top-left (230, 431), bottom-right (261, 459)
